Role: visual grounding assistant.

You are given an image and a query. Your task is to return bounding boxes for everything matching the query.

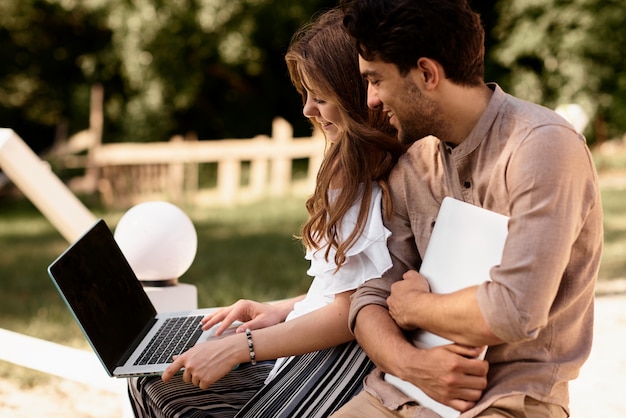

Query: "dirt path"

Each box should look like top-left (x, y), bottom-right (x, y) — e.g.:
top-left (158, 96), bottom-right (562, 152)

top-left (569, 292), bottom-right (626, 417)
top-left (0, 377), bottom-right (129, 417)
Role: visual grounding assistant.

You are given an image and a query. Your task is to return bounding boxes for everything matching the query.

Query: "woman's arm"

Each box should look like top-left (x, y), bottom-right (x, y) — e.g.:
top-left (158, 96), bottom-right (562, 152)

top-left (162, 291), bottom-right (354, 389)
top-left (250, 290), bottom-right (354, 359)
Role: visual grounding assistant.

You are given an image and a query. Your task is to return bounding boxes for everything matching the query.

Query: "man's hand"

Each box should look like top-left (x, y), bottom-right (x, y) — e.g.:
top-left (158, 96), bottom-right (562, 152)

top-left (388, 270), bottom-right (430, 330)
top-left (201, 299), bottom-right (288, 336)
top-left (403, 343), bottom-right (488, 412)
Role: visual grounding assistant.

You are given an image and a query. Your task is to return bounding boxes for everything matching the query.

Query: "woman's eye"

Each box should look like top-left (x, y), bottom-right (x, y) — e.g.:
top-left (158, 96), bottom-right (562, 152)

top-left (314, 98), bottom-right (326, 104)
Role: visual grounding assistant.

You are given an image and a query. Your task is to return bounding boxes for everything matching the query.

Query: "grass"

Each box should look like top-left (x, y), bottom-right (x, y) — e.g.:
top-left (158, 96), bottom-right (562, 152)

top-left (1, 144), bottom-right (626, 386)
top-left (0, 195), bottom-right (311, 338)
top-left (597, 186), bottom-right (626, 280)
top-left (0, 195), bottom-right (311, 386)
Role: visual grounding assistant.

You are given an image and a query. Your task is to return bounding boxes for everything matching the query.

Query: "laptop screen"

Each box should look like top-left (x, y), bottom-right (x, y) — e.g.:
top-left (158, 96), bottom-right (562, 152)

top-left (48, 219), bottom-right (157, 374)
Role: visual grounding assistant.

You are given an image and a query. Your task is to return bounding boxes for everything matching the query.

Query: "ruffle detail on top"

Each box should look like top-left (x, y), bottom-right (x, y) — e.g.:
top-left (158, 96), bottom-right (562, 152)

top-left (304, 182), bottom-right (392, 298)
top-left (265, 183), bottom-right (393, 384)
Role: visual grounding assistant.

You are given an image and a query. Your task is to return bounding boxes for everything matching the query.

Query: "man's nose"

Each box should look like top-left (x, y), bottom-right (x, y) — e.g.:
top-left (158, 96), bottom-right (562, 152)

top-left (367, 85), bottom-right (381, 109)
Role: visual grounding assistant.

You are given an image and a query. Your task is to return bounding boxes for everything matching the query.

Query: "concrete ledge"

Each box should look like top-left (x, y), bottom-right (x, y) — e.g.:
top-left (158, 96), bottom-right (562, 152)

top-left (0, 328), bottom-right (126, 394)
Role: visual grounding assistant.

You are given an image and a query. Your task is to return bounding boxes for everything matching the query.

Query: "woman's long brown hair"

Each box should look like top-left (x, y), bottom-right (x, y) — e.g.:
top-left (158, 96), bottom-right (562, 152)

top-left (286, 8), bottom-right (404, 269)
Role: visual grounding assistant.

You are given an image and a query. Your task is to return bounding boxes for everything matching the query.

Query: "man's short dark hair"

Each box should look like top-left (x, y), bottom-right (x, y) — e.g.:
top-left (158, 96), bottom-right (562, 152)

top-left (341, 0), bottom-right (485, 86)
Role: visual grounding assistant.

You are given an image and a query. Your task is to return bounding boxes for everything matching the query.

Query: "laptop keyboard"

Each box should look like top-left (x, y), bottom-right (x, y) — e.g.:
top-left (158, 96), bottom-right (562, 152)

top-left (134, 315), bottom-right (205, 365)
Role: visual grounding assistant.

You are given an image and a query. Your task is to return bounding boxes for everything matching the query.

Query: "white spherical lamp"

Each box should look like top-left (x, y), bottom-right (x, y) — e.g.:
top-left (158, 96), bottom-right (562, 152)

top-left (114, 201), bottom-right (197, 285)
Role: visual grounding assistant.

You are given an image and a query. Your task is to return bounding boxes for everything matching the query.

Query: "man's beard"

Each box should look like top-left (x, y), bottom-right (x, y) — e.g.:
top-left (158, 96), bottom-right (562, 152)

top-left (396, 78), bottom-right (448, 145)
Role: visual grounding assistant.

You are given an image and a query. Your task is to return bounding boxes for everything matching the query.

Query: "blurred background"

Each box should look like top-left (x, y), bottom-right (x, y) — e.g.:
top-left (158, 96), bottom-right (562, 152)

top-left (1, 0), bottom-right (624, 153)
top-left (0, 1), bottom-right (625, 416)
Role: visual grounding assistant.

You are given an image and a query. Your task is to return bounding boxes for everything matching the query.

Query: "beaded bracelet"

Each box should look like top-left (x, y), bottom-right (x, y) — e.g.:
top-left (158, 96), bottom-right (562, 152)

top-left (245, 328), bottom-right (257, 365)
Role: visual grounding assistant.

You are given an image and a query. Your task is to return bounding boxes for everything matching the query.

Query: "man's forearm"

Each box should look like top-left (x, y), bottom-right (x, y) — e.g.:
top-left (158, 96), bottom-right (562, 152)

top-left (410, 286), bottom-right (501, 346)
top-left (389, 272), bottom-right (502, 346)
top-left (354, 301), bottom-right (490, 411)
top-left (353, 304), bottom-right (418, 377)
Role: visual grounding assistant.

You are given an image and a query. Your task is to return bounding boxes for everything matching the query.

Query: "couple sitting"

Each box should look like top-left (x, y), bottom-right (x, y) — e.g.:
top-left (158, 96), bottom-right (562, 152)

top-left (129, 1), bottom-right (602, 418)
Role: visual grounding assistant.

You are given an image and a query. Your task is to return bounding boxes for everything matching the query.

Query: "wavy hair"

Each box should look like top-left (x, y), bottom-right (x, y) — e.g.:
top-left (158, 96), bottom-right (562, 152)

top-left (286, 7), bottom-right (404, 268)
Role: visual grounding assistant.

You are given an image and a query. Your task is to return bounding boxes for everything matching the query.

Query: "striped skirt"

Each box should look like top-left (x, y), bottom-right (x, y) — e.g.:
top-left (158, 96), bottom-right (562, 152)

top-left (128, 341), bottom-right (373, 418)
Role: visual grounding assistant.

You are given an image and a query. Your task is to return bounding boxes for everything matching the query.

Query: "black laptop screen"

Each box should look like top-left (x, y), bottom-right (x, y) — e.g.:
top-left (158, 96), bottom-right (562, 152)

top-left (48, 219), bottom-right (157, 374)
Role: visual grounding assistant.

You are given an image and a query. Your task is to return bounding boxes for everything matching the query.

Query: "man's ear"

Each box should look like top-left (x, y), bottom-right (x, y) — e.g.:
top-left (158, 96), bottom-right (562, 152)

top-left (416, 57), bottom-right (441, 91)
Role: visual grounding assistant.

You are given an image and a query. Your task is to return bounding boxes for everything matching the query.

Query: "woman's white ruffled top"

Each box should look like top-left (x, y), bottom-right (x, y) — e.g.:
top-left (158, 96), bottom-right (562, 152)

top-left (287, 182), bottom-right (393, 321)
top-left (265, 182), bottom-right (392, 382)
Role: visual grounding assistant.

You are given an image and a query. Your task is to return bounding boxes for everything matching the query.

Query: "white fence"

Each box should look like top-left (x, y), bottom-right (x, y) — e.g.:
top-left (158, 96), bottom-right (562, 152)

top-left (0, 123), bottom-right (326, 414)
top-left (0, 129), bottom-right (127, 408)
top-left (60, 117), bottom-right (326, 208)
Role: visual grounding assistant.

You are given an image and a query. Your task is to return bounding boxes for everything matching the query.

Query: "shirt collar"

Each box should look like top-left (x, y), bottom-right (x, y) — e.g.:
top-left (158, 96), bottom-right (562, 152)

top-left (452, 83), bottom-right (506, 157)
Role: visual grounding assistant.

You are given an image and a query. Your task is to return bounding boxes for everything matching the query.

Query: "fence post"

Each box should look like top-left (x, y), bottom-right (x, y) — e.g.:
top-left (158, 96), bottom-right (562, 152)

top-left (168, 135), bottom-right (186, 204)
top-left (82, 83), bottom-right (105, 195)
top-left (217, 158), bottom-right (241, 203)
top-left (249, 135), bottom-right (270, 198)
top-left (270, 117), bottom-right (293, 196)
top-left (307, 128), bottom-right (325, 191)
top-left (184, 132), bottom-right (199, 201)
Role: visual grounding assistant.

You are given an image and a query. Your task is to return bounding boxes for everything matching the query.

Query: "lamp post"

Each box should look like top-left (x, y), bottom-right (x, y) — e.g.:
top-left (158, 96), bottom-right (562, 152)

top-left (114, 201), bottom-right (198, 312)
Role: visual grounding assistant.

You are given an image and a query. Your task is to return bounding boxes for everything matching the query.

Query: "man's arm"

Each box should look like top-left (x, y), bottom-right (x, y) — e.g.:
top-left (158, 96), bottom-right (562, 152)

top-left (388, 125), bottom-right (600, 346)
top-left (354, 303), bottom-right (488, 411)
top-left (353, 304), bottom-right (416, 376)
top-left (388, 271), bottom-right (502, 346)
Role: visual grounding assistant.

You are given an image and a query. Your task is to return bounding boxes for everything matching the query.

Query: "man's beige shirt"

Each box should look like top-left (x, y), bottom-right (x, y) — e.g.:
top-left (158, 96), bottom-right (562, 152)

top-left (349, 84), bottom-right (604, 416)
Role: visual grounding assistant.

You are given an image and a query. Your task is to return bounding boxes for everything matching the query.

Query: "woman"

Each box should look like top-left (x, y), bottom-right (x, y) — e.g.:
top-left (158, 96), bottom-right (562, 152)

top-left (129, 7), bottom-right (404, 417)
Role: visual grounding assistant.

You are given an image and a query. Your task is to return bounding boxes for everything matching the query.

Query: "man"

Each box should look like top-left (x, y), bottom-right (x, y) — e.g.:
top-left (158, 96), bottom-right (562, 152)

top-left (332, 0), bottom-right (603, 417)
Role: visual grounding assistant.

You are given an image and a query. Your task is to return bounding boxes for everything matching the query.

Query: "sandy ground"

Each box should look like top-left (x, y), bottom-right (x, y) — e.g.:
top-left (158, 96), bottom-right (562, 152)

top-left (1, 292), bottom-right (625, 418)
top-left (0, 378), bottom-right (130, 418)
top-left (569, 292), bottom-right (626, 417)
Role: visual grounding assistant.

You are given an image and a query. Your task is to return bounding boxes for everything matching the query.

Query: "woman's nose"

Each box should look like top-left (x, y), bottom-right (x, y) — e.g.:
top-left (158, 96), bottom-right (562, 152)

top-left (302, 95), bottom-right (319, 118)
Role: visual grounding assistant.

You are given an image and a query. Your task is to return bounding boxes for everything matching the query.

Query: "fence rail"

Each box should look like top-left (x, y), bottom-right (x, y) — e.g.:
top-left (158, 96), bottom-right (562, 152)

top-left (61, 117), bottom-right (326, 208)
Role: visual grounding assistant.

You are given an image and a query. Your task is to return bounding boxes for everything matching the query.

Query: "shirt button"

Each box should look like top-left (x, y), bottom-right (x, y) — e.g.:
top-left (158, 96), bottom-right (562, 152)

top-left (463, 181), bottom-right (471, 188)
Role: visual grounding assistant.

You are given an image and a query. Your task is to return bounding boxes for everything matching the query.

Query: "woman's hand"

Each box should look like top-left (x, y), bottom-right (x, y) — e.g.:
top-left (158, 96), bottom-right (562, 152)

top-left (161, 333), bottom-right (247, 388)
top-left (201, 299), bottom-right (294, 336)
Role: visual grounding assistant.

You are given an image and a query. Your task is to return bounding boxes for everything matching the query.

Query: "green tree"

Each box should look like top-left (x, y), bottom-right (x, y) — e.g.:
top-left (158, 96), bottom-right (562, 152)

top-left (492, 0), bottom-right (626, 143)
top-left (8, 0), bottom-right (622, 149)
top-left (0, 0), bottom-right (335, 149)
top-left (0, 0), bottom-right (115, 151)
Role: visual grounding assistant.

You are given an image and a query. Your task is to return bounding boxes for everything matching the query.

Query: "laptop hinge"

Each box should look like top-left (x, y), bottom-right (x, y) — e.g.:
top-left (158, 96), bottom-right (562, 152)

top-left (117, 318), bottom-right (157, 367)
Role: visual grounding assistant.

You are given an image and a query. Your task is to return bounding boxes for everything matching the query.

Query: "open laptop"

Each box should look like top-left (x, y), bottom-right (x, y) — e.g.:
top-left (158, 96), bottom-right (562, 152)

top-left (384, 197), bottom-right (509, 418)
top-left (48, 218), bottom-right (225, 378)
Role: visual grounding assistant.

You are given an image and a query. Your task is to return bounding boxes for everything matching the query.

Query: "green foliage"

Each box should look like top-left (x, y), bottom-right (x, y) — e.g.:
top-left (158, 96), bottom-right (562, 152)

top-left (0, 0), bottom-right (115, 151)
top-left (0, 0), bottom-right (334, 149)
top-left (492, 0), bottom-right (626, 142)
top-left (1, 0), bottom-right (624, 150)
